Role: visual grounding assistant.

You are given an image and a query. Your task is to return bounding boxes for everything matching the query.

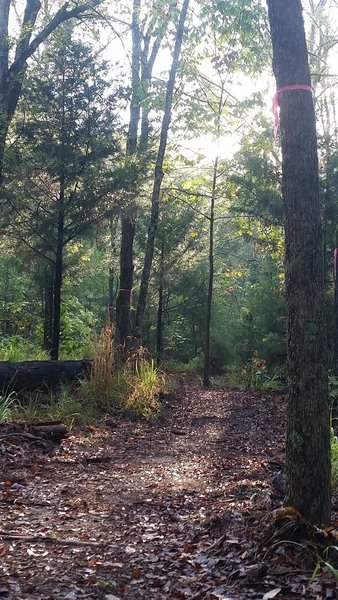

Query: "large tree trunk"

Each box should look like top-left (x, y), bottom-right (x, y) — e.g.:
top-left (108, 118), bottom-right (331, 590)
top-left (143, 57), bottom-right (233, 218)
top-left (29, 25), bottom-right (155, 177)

top-left (267, 0), bottom-right (330, 523)
top-left (332, 234), bottom-right (338, 432)
top-left (134, 0), bottom-right (190, 339)
top-left (333, 231), bottom-right (338, 375)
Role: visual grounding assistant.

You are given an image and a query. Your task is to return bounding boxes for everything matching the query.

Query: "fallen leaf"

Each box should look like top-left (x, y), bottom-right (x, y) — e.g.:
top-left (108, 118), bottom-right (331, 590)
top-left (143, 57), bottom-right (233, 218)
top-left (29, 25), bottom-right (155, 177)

top-left (132, 568), bottom-right (142, 579)
top-left (263, 588), bottom-right (282, 600)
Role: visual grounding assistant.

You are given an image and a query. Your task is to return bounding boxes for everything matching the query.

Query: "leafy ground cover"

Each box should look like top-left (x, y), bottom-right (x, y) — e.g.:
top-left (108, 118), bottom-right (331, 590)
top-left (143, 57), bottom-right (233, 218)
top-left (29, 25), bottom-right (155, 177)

top-left (0, 378), bottom-right (337, 599)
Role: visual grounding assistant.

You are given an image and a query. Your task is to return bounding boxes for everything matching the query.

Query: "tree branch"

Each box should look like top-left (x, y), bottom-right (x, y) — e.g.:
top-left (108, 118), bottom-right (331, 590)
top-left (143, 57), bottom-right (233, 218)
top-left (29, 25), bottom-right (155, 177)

top-left (8, 0), bottom-right (104, 79)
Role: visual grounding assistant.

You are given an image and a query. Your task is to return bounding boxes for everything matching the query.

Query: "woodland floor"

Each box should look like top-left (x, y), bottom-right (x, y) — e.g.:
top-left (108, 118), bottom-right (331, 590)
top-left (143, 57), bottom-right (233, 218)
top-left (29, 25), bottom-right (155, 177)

top-left (1, 378), bottom-right (338, 600)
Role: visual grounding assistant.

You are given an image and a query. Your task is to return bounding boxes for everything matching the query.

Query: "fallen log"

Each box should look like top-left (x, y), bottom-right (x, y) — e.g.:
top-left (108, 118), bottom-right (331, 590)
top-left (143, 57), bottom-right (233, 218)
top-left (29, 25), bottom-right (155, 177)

top-left (0, 360), bottom-right (92, 392)
top-left (29, 422), bottom-right (68, 441)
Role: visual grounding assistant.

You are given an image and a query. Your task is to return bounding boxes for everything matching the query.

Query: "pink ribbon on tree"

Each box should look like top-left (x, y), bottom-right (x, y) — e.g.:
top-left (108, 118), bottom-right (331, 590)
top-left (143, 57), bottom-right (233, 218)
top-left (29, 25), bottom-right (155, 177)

top-left (119, 288), bottom-right (133, 303)
top-left (272, 84), bottom-right (313, 142)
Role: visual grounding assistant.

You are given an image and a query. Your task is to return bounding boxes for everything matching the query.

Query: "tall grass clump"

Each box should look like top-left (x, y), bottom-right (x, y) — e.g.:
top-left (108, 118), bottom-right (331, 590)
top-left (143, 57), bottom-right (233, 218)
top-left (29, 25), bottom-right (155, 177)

top-left (81, 319), bottom-right (116, 409)
top-left (80, 321), bottom-right (164, 419)
top-left (123, 350), bottom-right (162, 419)
top-left (0, 391), bottom-right (17, 423)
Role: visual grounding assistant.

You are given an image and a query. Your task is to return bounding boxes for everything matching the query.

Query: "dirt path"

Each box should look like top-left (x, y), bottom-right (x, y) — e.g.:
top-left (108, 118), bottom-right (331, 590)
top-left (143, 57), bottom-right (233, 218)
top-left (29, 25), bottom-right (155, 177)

top-left (1, 380), bottom-right (333, 599)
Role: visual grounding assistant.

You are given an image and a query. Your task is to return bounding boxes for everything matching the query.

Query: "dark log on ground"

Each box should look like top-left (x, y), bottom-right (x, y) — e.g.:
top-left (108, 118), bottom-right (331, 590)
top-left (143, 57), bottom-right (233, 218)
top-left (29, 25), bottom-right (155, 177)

top-left (0, 421), bottom-right (68, 443)
top-left (0, 360), bottom-right (92, 392)
top-left (29, 422), bottom-right (68, 441)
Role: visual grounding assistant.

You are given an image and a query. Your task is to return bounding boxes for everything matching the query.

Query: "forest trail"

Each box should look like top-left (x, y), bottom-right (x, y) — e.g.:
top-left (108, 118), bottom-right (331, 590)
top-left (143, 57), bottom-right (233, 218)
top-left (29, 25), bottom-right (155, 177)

top-left (1, 379), bottom-right (334, 599)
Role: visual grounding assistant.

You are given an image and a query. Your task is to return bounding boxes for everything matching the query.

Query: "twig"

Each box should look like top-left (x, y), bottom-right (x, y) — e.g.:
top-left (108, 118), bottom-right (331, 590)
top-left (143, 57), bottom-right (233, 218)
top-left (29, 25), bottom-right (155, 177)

top-left (0, 433), bottom-right (48, 445)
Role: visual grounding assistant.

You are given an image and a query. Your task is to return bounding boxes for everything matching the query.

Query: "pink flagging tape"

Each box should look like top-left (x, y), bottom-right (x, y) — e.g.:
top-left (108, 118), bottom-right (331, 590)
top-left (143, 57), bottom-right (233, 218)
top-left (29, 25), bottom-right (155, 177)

top-left (272, 84), bottom-right (313, 142)
top-left (119, 288), bottom-right (133, 303)
top-left (334, 249), bottom-right (338, 277)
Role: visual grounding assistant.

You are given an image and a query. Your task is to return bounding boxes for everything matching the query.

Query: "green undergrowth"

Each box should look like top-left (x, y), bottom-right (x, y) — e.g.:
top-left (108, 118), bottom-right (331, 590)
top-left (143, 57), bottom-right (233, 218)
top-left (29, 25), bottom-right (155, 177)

top-left (164, 351), bottom-right (286, 392)
top-left (331, 429), bottom-right (338, 491)
top-left (163, 355), bottom-right (203, 374)
top-left (0, 336), bottom-right (49, 361)
top-left (0, 388), bottom-right (94, 427)
top-left (330, 373), bottom-right (338, 490)
top-left (223, 352), bottom-right (286, 391)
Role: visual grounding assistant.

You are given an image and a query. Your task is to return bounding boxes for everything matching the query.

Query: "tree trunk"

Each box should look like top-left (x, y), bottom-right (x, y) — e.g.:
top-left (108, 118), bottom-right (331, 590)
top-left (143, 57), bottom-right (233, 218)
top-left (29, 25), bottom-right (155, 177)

top-left (0, 0), bottom-right (12, 182)
top-left (267, 0), bottom-right (330, 523)
top-left (134, 0), bottom-right (190, 339)
top-left (333, 232), bottom-right (338, 376)
top-left (139, 31), bottom-right (162, 153)
top-left (108, 216), bottom-right (118, 322)
top-left (115, 2), bottom-right (164, 349)
top-left (43, 270), bottom-right (54, 352)
top-left (50, 74), bottom-right (66, 361)
top-left (332, 233), bottom-right (338, 433)
top-left (116, 212), bottom-right (135, 345)
top-left (50, 187), bottom-right (64, 360)
top-left (115, 0), bottom-right (141, 348)
top-left (203, 157), bottom-right (218, 387)
top-left (156, 237), bottom-right (165, 364)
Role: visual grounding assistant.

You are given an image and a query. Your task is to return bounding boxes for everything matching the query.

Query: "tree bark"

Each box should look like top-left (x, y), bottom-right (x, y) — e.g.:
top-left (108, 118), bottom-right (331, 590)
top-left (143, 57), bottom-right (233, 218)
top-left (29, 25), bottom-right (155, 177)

top-left (108, 216), bottom-right (118, 322)
top-left (333, 231), bottom-right (338, 376)
top-left (43, 269), bottom-right (54, 352)
top-left (156, 237), bottom-right (165, 364)
top-left (50, 69), bottom-right (66, 361)
top-left (0, 0), bottom-right (10, 179)
top-left (134, 0), bottom-right (190, 339)
top-left (332, 232), bottom-right (338, 433)
top-left (267, 0), bottom-right (330, 523)
top-left (139, 30), bottom-right (162, 153)
top-left (50, 190), bottom-right (64, 361)
top-left (116, 212), bottom-right (136, 345)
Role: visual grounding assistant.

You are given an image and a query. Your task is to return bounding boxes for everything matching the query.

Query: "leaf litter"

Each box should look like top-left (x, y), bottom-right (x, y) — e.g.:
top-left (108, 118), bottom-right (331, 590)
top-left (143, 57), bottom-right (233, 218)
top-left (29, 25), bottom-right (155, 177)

top-left (0, 377), bottom-right (337, 599)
